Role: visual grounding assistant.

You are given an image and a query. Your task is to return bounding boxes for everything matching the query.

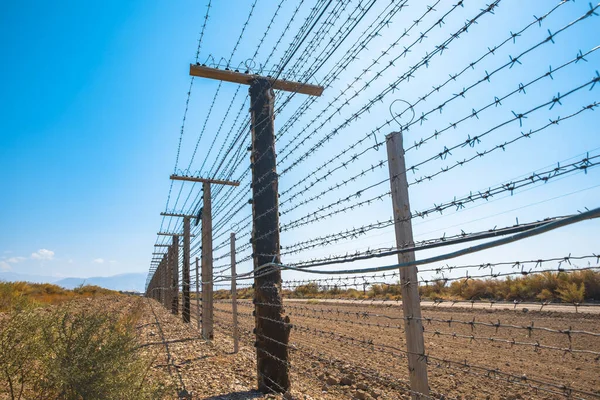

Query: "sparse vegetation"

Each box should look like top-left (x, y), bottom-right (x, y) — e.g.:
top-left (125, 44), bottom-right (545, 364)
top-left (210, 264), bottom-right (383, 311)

top-left (420, 270), bottom-right (599, 303)
top-left (0, 281), bottom-right (116, 312)
top-left (211, 270), bottom-right (600, 303)
top-left (0, 284), bottom-right (170, 399)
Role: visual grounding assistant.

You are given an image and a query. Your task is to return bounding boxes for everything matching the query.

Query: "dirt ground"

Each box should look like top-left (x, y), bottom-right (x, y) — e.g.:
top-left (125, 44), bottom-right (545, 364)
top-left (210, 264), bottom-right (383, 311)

top-left (137, 296), bottom-right (600, 399)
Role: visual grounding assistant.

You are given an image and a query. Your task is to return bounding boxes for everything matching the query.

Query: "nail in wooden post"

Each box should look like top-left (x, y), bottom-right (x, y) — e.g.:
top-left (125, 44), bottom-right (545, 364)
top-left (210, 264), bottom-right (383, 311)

top-left (386, 131), bottom-right (429, 398)
top-left (201, 182), bottom-right (214, 339)
top-left (231, 232), bottom-right (239, 353)
top-left (183, 217), bottom-right (191, 323)
top-left (250, 78), bottom-right (290, 393)
top-left (171, 235), bottom-right (179, 314)
top-left (196, 257), bottom-right (201, 330)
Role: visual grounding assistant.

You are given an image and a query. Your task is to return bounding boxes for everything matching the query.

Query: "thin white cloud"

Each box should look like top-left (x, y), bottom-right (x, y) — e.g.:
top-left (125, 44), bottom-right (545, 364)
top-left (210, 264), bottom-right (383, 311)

top-left (0, 261), bottom-right (10, 271)
top-left (31, 249), bottom-right (55, 260)
top-left (93, 258), bottom-right (105, 264)
top-left (7, 256), bottom-right (26, 264)
top-left (109, 260), bottom-right (117, 264)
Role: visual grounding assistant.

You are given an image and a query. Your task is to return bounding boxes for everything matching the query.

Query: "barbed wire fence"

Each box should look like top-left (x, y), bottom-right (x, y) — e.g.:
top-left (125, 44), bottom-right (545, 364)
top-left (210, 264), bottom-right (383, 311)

top-left (145, 0), bottom-right (600, 398)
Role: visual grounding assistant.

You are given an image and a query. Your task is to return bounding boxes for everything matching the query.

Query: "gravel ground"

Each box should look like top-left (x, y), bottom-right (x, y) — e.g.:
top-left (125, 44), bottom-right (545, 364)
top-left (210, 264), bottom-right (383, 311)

top-left (134, 296), bottom-right (600, 399)
top-left (138, 297), bottom-right (334, 400)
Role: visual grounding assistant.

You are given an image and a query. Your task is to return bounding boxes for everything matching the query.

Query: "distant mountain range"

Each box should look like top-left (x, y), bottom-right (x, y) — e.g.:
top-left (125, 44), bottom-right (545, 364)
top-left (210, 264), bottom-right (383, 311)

top-left (0, 272), bottom-right (146, 293)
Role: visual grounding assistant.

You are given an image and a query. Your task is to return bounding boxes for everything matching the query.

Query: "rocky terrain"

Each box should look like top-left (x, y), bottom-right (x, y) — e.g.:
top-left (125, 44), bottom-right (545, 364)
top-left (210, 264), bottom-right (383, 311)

top-left (135, 296), bottom-right (600, 399)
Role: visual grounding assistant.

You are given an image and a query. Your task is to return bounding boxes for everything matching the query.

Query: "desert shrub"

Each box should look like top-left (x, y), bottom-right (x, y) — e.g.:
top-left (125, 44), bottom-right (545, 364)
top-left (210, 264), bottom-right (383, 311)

top-left (0, 282), bottom-right (118, 309)
top-left (293, 283), bottom-right (320, 298)
top-left (0, 309), bottom-right (46, 399)
top-left (326, 285), bottom-right (343, 295)
top-left (536, 288), bottom-right (554, 302)
top-left (345, 288), bottom-right (364, 299)
top-left (0, 283), bottom-right (37, 312)
top-left (568, 270), bottom-right (600, 300)
top-left (72, 284), bottom-right (114, 297)
top-left (238, 287), bottom-right (254, 299)
top-left (448, 279), bottom-right (495, 300)
top-left (369, 284), bottom-right (402, 298)
top-left (207, 271), bottom-right (600, 302)
top-left (420, 280), bottom-right (447, 300)
top-left (557, 282), bottom-right (585, 304)
top-left (214, 289), bottom-right (231, 300)
top-left (0, 299), bottom-right (169, 399)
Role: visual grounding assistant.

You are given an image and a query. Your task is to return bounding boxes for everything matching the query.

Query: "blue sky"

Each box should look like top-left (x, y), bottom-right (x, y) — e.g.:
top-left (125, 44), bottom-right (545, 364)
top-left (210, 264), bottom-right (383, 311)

top-left (0, 1), bottom-right (598, 285)
top-left (0, 1), bottom-right (205, 277)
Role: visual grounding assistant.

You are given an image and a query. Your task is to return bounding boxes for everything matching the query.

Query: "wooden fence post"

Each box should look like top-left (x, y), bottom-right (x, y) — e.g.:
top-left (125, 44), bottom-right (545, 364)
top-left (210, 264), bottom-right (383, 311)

top-left (201, 182), bottom-right (214, 339)
top-left (162, 258), bottom-right (167, 306)
top-left (196, 257), bottom-right (201, 330)
top-left (183, 62), bottom-right (322, 395)
top-left (250, 78), bottom-right (290, 393)
top-left (386, 131), bottom-right (429, 398)
top-left (183, 217), bottom-right (191, 323)
top-left (231, 232), bottom-right (239, 353)
top-left (171, 236), bottom-right (179, 314)
top-left (159, 259), bottom-right (164, 306)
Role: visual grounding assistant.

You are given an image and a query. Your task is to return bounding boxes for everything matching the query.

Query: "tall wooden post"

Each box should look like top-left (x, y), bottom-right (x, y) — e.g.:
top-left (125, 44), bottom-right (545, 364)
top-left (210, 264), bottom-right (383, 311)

top-left (231, 232), bottom-right (239, 353)
top-left (156, 263), bottom-right (160, 303)
top-left (171, 235), bottom-right (180, 314)
top-left (158, 260), bottom-right (163, 305)
top-left (164, 181), bottom-right (237, 336)
top-left (164, 253), bottom-right (171, 308)
top-left (185, 63), bottom-right (322, 394)
top-left (162, 256), bottom-right (168, 307)
top-left (183, 217), bottom-right (191, 323)
top-left (148, 268), bottom-right (154, 299)
top-left (162, 259), bottom-right (167, 306)
top-left (201, 183), bottom-right (214, 339)
top-left (163, 258), bottom-right (168, 307)
top-left (250, 78), bottom-right (290, 393)
top-left (196, 257), bottom-right (201, 330)
top-left (386, 131), bottom-right (429, 398)
top-left (156, 262), bottom-right (162, 304)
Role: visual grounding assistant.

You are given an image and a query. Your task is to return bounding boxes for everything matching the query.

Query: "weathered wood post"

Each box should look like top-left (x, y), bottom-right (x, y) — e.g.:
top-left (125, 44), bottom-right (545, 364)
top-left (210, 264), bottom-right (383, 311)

top-left (250, 78), bottom-right (290, 393)
top-left (152, 263), bottom-right (160, 301)
top-left (201, 182), bottom-right (214, 339)
top-left (171, 235), bottom-right (179, 315)
top-left (152, 244), bottom-right (172, 301)
top-left (155, 262), bottom-right (160, 303)
top-left (162, 257), bottom-right (167, 306)
top-left (165, 250), bottom-right (172, 309)
top-left (158, 259), bottom-right (164, 305)
top-left (183, 216), bottom-right (191, 323)
top-left (147, 267), bottom-right (153, 298)
top-left (196, 256), bottom-right (201, 330)
top-left (386, 131), bottom-right (429, 398)
top-left (186, 63), bottom-right (323, 393)
top-left (167, 177), bottom-right (238, 338)
top-left (159, 219), bottom-right (194, 318)
top-left (231, 232), bottom-right (239, 353)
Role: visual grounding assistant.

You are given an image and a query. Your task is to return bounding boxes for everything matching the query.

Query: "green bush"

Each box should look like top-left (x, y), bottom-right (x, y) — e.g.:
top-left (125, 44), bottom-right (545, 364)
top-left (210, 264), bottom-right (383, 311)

top-left (0, 299), bottom-right (170, 399)
top-left (294, 283), bottom-right (320, 297)
top-left (0, 282), bottom-right (37, 312)
top-left (0, 309), bottom-right (45, 399)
